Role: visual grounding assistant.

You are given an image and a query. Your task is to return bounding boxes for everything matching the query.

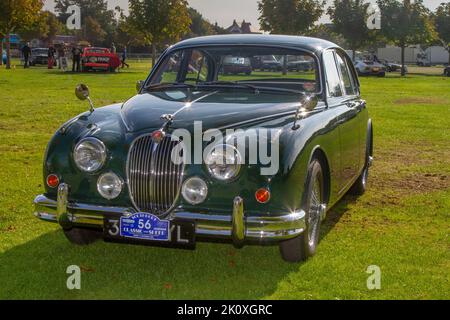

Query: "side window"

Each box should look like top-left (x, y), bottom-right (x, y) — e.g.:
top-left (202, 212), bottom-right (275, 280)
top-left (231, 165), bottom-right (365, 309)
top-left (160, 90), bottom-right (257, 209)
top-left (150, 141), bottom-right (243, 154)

top-left (336, 52), bottom-right (357, 96)
top-left (155, 50), bottom-right (210, 84)
top-left (185, 50), bottom-right (210, 83)
top-left (323, 50), bottom-right (342, 98)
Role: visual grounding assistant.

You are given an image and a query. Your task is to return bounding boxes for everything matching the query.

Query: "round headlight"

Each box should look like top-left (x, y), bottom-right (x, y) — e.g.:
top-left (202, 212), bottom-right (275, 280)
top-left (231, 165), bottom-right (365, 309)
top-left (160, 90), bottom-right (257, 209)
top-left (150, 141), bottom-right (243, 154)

top-left (181, 177), bottom-right (208, 205)
top-left (73, 137), bottom-right (106, 172)
top-left (205, 144), bottom-right (241, 181)
top-left (97, 172), bottom-right (123, 200)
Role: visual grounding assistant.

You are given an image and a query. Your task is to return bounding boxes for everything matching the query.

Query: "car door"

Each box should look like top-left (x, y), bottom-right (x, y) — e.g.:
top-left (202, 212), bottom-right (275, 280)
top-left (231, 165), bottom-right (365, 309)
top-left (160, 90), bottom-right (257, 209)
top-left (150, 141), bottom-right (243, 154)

top-left (335, 50), bottom-right (365, 191)
top-left (323, 49), bottom-right (360, 193)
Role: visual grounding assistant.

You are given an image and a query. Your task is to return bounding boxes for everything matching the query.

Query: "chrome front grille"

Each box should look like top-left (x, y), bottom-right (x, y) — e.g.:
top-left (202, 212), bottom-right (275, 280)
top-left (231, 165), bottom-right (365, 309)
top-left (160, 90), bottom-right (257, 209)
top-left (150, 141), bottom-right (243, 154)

top-left (127, 134), bottom-right (184, 216)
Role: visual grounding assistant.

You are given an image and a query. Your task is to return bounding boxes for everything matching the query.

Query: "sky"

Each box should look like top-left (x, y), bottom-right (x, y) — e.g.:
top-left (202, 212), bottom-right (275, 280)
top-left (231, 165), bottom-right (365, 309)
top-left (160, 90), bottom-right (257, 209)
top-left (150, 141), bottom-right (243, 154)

top-left (43, 0), bottom-right (445, 32)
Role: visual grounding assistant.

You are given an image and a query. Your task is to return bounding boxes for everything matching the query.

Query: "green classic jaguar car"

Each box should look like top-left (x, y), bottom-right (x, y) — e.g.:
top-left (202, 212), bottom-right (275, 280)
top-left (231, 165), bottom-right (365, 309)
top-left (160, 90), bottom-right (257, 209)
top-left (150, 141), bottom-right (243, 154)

top-left (34, 35), bottom-right (373, 262)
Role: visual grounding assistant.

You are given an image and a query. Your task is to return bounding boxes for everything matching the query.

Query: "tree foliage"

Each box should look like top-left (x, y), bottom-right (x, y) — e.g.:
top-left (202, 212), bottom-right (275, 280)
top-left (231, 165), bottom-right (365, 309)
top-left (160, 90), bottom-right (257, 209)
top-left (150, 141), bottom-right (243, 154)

top-left (54, 0), bottom-right (115, 45)
top-left (128, 0), bottom-right (191, 65)
top-left (188, 7), bottom-right (216, 37)
top-left (18, 11), bottom-right (65, 42)
top-left (258, 0), bottom-right (325, 35)
top-left (0, 0), bottom-right (44, 68)
top-left (327, 0), bottom-right (375, 60)
top-left (377, 0), bottom-right (436, 75)
top-left (112, 7), bottom-right (144, 48)
top-left (433, 2), bottom-right (450, 58)
top-left (377, 0), bottom-right (435, 47)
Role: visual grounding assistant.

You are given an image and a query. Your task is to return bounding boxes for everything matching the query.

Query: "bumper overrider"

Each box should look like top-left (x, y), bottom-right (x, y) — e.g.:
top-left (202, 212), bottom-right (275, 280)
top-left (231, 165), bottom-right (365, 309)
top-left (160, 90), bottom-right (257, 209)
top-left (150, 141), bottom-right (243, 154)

top-left (34, 183), bottom-right (307, 247)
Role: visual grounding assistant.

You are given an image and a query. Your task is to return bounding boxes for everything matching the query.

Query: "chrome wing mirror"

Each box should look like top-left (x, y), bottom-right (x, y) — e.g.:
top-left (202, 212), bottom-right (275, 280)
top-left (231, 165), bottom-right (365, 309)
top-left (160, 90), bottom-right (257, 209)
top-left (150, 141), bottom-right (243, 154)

top-left (75, 84), bottom-right (94, 113)
top-left (292, 94), bottom-right (318, 130)
top-left (136, 80), bottom-right (144, 93)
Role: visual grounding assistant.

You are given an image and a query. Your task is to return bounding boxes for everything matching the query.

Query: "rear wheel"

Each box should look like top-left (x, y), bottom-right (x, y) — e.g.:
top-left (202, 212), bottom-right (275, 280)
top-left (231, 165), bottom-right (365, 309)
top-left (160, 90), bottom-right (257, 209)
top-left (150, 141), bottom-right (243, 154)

top-left (63, 228), bottom-right (102, 245)
top-left (279, 159), bottom-right (325, 262)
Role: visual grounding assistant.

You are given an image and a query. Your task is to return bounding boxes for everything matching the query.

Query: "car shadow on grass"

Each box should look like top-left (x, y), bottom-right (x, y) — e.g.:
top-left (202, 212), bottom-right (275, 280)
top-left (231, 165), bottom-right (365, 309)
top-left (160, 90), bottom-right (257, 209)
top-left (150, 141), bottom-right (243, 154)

top-left (0, 196), bottom-right (355, 300)
top-left (0, 228), bottom-right (299, 299)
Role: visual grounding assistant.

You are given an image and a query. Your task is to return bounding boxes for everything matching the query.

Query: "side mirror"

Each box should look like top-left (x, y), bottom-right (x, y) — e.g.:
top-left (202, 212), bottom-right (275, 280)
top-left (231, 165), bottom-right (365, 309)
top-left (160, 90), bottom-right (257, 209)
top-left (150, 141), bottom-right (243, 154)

top-left (292, 94), bottom-right (318, 130)
top-left (136, 80), bottom-right (144, 93)
top-left (75, 83), bottom-right (94, 113)
top-left (301, 94), bottom-right (318, 112)
top-left (75, 83), bottom-right (90, 100)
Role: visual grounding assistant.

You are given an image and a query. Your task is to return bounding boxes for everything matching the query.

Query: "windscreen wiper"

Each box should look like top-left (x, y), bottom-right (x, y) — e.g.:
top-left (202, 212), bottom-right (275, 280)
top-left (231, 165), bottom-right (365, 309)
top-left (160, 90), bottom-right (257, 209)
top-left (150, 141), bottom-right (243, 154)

top-left (144, 82), bottom-right (198, 91)
top-left (198, 81), bottom-right (260, 93)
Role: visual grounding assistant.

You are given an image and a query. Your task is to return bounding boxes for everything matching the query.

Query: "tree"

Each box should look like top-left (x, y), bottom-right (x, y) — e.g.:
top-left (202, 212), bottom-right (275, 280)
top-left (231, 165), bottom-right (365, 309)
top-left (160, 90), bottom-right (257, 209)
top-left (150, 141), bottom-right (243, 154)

top-left (19, 11), bottom-right (65, 43)
top-left (308, 24), bottom-right (348, 49)
top-left (113, 6), bottom-right (144, 49)
top-left (128, 0), bottom-right (192, 66)
top-left (258, 0), bottom-right (325, 35)
top-left (433, 2), bottom-right (450, 64)
top-left (0, 0), bottom-right (43, 69)
top-left (0, 32), bottom-right (4, 66)
top-left (328, 0), bottom-right (376, 61)
top-left (188, 7), bottom-right (216, 37)
top-left (55, 0), bottom-right (115, 46)
top-left (377, 0), bottom-right (436, 76)
top-left (83, 16), bottom-right (107, 44)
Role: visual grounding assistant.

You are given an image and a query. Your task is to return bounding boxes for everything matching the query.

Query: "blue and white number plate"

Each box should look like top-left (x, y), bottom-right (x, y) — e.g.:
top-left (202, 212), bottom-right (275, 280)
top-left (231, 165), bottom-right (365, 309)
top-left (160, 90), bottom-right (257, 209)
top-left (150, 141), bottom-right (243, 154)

top-left (120, 212), bottom-right (169, 241)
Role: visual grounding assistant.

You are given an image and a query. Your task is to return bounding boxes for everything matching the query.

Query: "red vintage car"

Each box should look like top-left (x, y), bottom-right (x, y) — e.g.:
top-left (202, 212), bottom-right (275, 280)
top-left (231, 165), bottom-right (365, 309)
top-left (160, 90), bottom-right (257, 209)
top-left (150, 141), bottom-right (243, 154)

top-left (81, 47), bottom-right (120, 72)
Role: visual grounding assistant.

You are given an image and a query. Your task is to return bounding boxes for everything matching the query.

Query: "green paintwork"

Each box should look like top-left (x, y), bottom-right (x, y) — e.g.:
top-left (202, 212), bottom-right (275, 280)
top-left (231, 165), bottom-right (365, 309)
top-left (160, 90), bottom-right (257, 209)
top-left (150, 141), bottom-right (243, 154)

top-left (42, 38), bottom-right (370, 220)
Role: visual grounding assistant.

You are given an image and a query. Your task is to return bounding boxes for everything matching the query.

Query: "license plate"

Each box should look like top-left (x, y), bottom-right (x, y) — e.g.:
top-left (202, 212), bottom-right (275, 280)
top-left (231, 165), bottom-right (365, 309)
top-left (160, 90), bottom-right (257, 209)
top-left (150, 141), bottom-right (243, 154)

top-left (373, 68), bottom-right (379, 72)
top-left (104, 213), bottom-right (195, 249)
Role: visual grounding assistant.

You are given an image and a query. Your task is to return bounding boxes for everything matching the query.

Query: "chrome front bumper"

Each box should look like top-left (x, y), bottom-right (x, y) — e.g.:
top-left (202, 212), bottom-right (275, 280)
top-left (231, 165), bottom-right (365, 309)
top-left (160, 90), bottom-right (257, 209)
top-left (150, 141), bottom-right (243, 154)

top-left (34, 183), bottom-right (306, 247)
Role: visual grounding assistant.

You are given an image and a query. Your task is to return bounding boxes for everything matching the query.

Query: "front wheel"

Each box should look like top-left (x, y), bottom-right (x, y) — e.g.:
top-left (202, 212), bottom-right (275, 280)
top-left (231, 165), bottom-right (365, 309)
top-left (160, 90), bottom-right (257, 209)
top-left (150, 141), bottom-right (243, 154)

top-left (63, 228), bottom-right (102, 245)
top-left (279, 159), bottom-right (326, 262)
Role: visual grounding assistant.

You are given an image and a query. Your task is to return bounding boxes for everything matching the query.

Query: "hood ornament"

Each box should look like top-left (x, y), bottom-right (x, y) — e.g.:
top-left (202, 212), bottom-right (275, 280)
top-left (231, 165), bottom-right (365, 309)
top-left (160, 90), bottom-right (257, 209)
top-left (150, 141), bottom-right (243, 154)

top-left (152, 114), bottom-right (174, 143)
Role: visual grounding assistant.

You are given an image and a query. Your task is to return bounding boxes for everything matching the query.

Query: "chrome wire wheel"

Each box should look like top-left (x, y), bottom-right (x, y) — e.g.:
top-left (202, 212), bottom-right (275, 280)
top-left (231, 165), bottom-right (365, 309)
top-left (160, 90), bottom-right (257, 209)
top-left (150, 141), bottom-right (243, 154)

top-left (279, 159), bottom-right (325, 262)
top-left (307, 167), bottom-right (323, 250)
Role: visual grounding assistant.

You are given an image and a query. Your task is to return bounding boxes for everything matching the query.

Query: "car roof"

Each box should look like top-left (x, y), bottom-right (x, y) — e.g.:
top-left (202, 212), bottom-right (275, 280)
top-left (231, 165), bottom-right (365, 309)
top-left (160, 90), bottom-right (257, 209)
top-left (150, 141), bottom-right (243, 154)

top-left (171, 34), bottom-right (339, 54)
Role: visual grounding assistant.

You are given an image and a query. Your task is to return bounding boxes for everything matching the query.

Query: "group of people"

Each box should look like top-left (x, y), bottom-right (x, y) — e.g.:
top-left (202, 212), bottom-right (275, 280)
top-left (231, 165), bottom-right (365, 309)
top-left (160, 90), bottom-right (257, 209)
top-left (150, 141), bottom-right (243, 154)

top-left (20, 42), bottom-right (130, 72)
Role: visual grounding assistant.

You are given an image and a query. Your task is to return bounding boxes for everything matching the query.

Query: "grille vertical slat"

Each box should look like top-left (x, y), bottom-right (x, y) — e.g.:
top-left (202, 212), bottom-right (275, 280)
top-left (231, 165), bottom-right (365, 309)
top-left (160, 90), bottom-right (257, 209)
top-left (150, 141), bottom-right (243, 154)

top-left (127, 135), bottom-right (183, 216)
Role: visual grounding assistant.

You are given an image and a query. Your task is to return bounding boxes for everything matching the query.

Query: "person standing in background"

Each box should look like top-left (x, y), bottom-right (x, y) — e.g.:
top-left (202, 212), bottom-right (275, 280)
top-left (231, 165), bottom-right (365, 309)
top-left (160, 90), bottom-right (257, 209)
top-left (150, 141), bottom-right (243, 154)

top-left (48, 44), bottom-right (56, 69)
top-left (22, 43), bottom-right (31, 68)
top-left (111, 43), bottom-right (116, 54)
top-left (57, 44), bottom-right (67, 71)
top-left (72, 45), bottom-right (81, 72)
top-left (121, 47), bottom-right (129, 68)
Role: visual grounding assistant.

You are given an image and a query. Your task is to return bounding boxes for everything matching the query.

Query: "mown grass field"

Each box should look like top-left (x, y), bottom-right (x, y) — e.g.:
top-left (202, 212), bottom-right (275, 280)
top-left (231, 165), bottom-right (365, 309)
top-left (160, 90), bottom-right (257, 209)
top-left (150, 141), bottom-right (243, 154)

top-left (0, 60), bottom-right (449, 299)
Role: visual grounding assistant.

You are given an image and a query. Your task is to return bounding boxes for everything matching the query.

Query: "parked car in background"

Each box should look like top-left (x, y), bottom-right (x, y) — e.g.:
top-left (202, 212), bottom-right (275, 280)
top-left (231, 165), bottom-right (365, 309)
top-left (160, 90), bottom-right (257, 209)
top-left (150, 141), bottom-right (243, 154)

top-left (81, 47), bottom-right (120, 72)
top-left (251, 55), bottom-right (281, 71)
top-left (379, 59), bottom-right (407, 73)
top-left (354, 59), bottom-right (386, 77)
top-left (30, 48), bottom-right (53, 66)
top-left (280, 55), bottom-right (315, 72)
top-left (34, 35), bottom-right (372, 262)
top-left (222, 56), bottom-right (252, 75)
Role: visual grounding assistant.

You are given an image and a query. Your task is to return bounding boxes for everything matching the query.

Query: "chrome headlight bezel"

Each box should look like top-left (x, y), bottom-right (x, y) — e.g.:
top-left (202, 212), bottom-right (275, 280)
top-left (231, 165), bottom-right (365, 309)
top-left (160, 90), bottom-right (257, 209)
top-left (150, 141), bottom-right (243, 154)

top-left (205, 144), bottom-right (242, 181)
top-left (97, 172), bottom-right (123, 200)
top-left (73, 137), bottom-right (107, 173)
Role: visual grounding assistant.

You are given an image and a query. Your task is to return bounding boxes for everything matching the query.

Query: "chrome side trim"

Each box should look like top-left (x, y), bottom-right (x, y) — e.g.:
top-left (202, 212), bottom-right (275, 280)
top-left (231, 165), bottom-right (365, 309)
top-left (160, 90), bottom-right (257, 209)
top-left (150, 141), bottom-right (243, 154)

top-left (232, 196), bottom-right (245, 248)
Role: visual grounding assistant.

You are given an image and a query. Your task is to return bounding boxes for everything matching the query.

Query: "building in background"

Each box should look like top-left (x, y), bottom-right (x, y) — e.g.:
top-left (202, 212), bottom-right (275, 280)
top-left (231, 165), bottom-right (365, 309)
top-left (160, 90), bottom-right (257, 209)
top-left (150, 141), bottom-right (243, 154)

top-left (226, 20), bottom-right (260, 34)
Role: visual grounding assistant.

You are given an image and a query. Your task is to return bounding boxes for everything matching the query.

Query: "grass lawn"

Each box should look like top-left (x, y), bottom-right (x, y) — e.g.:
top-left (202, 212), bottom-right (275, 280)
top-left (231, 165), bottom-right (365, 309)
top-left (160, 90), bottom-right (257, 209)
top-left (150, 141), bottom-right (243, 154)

top-left (0, 61), bottom-right (449, 299)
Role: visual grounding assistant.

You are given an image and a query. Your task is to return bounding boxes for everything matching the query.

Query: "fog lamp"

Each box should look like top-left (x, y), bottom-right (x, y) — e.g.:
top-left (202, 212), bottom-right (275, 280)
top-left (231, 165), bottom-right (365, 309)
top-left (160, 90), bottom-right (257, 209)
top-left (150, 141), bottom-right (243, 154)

top-left (181, 177), bottom-right (208, 205)
top-left (97, 172), bottom-right (123, 200)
